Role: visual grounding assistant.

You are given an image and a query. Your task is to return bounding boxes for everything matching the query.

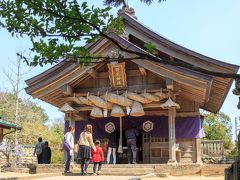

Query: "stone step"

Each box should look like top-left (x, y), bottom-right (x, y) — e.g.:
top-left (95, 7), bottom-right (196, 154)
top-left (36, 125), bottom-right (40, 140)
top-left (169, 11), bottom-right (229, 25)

top-left (71, 166), bottom-right (154, 176)
top-left (31, 163), bottom-right (228, 177)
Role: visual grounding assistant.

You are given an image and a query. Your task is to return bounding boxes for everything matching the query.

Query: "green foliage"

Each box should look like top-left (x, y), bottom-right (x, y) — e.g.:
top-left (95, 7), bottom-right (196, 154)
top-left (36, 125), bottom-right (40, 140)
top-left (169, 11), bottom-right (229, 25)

top-left (202, 111), bottom-right (234, 150)
top-left (51, 149), bottom-right (64, 164)
top-left (144, 42), bottom-right (157, 55)
top-left (0, 0), bottom-right (124, 66)
top-left (226, 147), bottom-right (238, 158)
top-left (0, 92), bottom-right (64, 163)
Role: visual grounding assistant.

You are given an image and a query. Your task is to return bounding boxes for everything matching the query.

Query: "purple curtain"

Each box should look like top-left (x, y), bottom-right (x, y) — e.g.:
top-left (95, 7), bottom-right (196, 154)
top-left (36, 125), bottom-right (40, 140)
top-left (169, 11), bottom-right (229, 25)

top-left (66, 116), bottom-right (204, 140)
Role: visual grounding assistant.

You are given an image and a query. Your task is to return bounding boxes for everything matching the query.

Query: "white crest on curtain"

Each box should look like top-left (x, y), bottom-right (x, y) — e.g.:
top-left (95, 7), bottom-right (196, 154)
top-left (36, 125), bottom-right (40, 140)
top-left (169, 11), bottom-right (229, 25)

top-left (143, 120), bottom-right (154, 132)
top-left (105, 122), bottom-right (115, 133)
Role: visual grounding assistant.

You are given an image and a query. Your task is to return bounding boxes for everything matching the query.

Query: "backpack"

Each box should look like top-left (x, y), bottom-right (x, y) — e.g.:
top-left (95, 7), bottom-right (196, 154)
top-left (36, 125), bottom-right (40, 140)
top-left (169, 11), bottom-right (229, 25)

top-left (35, 143), bottom-right (42, 155)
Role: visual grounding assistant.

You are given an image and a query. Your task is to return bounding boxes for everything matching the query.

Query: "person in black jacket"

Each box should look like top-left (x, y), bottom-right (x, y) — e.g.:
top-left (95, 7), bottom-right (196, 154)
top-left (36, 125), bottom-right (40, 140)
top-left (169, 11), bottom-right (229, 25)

top-left (106, 130), bottom-right (118, 164)
top-left (42, 141), bottom-right (51, 164)
top-left (125, 126), bottom-right (139, 164)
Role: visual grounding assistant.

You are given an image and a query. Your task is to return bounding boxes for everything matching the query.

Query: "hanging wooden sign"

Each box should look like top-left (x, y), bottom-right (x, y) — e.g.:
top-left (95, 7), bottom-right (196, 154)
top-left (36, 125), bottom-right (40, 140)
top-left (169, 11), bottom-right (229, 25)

top-left (108, 62), bottom-right (127, 89)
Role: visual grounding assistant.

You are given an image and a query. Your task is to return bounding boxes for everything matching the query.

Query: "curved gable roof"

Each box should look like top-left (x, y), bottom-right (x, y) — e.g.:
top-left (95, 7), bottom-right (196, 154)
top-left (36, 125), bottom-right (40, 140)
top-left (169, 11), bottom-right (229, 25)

top-left (121, 13), bottom-right (239, 71)
top-left (25, 14), bottom-right (239, 113)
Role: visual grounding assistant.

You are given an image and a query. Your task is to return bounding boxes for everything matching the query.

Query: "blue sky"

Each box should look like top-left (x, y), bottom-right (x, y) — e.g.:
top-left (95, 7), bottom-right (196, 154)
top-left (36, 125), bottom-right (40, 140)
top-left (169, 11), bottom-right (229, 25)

top-left (0, 0), bottom-right (240, 137)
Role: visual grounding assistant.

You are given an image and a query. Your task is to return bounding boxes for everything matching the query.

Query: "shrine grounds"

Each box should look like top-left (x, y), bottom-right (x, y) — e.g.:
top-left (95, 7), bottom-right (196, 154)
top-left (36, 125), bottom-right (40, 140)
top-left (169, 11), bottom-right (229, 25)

top-left (0, 172), bottom-right (224, 180)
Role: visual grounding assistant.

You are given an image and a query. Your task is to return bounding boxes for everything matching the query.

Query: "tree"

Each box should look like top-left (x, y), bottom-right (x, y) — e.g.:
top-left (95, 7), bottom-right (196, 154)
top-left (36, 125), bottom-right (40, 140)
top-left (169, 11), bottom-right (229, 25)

top-left (0, 92), bottom-right (48, 143)
top-left (0, 92), bottom-right (64, 163)
top-left (3, 54), bottom-right (31, 166)
top-left (0, 0), bottom-right (239, 81)
top-left (201, 111), bottom-right (234, 150)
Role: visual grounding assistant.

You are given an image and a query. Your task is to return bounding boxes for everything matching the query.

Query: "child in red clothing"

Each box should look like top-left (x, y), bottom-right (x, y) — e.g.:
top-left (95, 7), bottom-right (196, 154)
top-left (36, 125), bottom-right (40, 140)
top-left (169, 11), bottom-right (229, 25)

top-left (91, 140), bottom-right (104, 175)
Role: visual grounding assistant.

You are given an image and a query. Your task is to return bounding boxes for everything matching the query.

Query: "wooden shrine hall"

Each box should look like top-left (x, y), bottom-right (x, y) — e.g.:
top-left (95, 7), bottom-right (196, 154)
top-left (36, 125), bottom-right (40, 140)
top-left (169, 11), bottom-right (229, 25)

top-left (25, 7), bottom-right (239, 164)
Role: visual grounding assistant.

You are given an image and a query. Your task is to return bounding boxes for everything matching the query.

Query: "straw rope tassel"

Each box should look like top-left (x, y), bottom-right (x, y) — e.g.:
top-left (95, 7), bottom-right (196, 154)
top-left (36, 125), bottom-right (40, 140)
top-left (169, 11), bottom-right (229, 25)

top-left (117, 116), bottom-right (123, 153)
top-left (126, 90), bottom-right (131, 115)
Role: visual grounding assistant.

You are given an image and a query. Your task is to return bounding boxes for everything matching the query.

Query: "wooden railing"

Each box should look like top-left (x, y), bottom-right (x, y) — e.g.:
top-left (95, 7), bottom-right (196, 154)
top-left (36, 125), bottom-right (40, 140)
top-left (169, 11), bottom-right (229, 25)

top-left (201, 140), bottom-right (224, 157)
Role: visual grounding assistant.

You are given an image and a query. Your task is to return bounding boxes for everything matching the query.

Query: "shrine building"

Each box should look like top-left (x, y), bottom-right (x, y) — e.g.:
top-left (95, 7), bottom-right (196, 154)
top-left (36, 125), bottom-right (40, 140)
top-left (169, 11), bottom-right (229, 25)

top-left (25, 7), bottom-right (239, 164)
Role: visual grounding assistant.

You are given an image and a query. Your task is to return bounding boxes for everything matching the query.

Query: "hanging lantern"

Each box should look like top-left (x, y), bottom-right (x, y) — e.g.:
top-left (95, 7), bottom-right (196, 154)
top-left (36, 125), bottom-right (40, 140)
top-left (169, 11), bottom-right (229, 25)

top-left (111, 105), bottom-right (125, 117)
top-left (59, 103), bottom-right (76, 112)
top-left (130, 101), bottom-right (145, 117)
top-left (160, 97), bottom-right (180, 109)
top-left (90, 106), bottom-right (103, 118)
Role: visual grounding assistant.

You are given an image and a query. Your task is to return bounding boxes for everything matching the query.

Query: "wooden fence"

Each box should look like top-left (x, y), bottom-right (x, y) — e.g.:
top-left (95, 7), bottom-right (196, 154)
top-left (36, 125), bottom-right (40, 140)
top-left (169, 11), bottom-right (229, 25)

top-left (201, 140), bottom-right (224, 157)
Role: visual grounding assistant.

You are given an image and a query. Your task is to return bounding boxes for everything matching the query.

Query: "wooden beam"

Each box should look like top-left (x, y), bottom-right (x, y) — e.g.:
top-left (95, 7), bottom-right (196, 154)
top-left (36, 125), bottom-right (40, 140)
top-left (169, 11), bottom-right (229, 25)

top-left (138, 66), bottom-right (147, 76)
top-left (145, 110), bottom-right (168, 116)
top-left (87, 68), bottom-right (98, 79)
top-left (98, 70), bottom-right (141, 78)
top-left (176, 112), bottom-right (200, 117)
top-left (146, 111), bottom-right (200, 117)
top-left (60, 84), bottom-right (73, 96)
top-left (74, 102), bottom-right (168, 112)
top-left (132, 59), bottom-right (210, 90)
top-left (74, 84), bottom-right (165, 96)
top-left (72, 113), bottom-right (89, 121)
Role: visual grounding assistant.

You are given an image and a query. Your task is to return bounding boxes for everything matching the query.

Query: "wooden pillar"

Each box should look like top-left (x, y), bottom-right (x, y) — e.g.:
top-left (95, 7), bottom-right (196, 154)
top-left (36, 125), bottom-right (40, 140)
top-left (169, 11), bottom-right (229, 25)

top-left (196, 138), bottom-right (202, 163)
top-left (168, 107), bottom-right (177, 163)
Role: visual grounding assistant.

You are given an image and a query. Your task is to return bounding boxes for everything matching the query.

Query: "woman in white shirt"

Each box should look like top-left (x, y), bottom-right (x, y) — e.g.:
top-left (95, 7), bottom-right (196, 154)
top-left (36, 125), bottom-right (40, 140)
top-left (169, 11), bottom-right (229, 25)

top-left (78, 124), bottom-right (96, 175)
top-left (64, 126), bottom-right (75, 173)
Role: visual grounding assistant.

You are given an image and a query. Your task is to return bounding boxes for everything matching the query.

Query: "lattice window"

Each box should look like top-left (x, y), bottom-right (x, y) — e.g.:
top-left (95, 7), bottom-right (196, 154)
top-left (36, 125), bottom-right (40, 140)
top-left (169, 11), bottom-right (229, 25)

top-left (151, 137), bottom-right (168, 142)
top-left (143, 134), bottom-right (150, 142)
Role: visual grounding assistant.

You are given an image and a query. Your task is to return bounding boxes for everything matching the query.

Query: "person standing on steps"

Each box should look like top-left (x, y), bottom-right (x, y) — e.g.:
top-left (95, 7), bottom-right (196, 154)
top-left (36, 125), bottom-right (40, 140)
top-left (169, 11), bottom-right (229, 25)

top-left (63, 126), bottom-right (75, 173)
top-left (125, 126), bottom-right (139, 164)
top-left (91, 140), bottom-right (104, 176)
top-left (106, 129), bottom-right (118, 164)
top-left (78, 124), bottom-right (96, 175)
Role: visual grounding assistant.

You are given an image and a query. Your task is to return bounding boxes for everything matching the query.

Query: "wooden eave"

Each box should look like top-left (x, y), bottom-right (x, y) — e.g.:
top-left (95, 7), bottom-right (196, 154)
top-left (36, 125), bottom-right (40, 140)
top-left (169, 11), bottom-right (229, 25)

top-left (25, 34), bottom-right (213, 110)
top-left (25, 28), bottom-right (237, 113)
top-left (25, 61), bottom-right (70, 86)
top-left (25, 63), bottom-right (78, 94)
top-left (25, 38), bottom-right (111, 96)
top-left (25, 37), bottom-right (106, 88)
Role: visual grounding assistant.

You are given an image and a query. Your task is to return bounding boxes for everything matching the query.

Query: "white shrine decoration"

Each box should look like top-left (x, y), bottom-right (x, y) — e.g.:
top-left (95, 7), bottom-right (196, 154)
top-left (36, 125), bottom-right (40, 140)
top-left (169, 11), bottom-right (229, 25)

top-left (105, 122), bottom-right (116, 133)
top-left (143, 120), bottom-right (154, 132)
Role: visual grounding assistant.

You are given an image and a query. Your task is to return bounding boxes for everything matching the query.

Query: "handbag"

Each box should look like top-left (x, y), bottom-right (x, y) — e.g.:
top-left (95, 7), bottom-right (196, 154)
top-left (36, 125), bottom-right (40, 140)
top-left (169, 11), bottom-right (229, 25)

top-left (62, 137), bottom-right (71, 151)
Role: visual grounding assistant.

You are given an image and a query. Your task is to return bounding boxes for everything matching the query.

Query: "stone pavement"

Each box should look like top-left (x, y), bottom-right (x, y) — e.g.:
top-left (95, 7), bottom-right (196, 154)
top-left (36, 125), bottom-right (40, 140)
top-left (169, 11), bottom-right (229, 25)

top-left (0, 172), bottom-right (224, 180)
top-left (37, 176), bottom-right (224, 180)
